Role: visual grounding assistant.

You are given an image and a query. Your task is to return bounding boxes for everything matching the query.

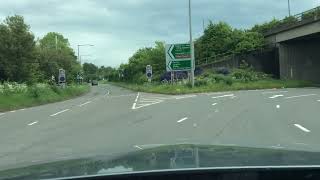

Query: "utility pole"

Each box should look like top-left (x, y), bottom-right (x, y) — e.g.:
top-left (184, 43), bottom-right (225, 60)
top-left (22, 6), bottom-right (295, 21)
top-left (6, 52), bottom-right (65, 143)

top-left (189, 0), bottom-right (195, 88)
top-left (288, 0), bottom-right (291, 16)
top-left (202, 19), bottom-right (205, 33)
top-left (55, 35), bottom-right (58, 50)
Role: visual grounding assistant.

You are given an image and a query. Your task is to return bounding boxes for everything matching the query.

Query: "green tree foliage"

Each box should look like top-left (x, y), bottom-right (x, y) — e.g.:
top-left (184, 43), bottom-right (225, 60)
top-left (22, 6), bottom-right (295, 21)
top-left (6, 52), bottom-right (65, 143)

top-left (83, 63), bottom-right (98, 81)
top-left (195, 21), bottom-right (265, 62)
top-left (0, 15), bottom-right (37, 83)
top-left (120, 41), bottom-right (165, 83)
top-left (36, 32), bottom-right (81, 83)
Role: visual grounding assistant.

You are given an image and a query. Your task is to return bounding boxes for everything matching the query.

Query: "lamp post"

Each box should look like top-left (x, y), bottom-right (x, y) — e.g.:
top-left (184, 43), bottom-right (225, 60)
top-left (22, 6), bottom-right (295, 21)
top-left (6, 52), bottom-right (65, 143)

top-left (188, 0), bottom-right (195, 87)
top-left (288, 0), bottom-right (291, 16)
top-left (77, 44), bottom-right (94, 64)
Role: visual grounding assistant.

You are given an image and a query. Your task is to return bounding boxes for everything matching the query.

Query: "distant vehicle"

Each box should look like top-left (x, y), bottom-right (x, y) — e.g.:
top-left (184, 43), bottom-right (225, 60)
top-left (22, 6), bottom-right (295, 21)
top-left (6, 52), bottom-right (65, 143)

top-left (91, 80), bottom-right (98, 86)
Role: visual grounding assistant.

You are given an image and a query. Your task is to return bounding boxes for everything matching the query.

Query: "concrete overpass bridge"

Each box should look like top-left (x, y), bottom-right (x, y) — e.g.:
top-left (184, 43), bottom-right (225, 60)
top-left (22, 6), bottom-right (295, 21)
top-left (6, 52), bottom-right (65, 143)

top-left (265, 6), bottom-right (320, 83)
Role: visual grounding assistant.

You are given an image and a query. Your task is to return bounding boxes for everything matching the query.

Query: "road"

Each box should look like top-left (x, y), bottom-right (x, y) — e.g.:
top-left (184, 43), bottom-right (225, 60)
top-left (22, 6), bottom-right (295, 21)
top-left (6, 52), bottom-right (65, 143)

top-left (0, 84), bottom-right (320, 170)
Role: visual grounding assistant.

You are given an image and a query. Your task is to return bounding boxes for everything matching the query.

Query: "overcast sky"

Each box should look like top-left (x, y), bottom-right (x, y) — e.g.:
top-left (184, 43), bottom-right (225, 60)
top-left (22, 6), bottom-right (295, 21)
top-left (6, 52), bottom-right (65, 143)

top-left (0, 0), bottom-right (318, 67)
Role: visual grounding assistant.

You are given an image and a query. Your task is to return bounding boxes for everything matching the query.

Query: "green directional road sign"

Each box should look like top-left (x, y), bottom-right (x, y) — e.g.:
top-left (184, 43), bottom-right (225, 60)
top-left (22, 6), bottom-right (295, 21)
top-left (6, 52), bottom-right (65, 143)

top-left (165, 43), bottom-right (192, 72)
top-left (167, 60), bottom-right (191, 71)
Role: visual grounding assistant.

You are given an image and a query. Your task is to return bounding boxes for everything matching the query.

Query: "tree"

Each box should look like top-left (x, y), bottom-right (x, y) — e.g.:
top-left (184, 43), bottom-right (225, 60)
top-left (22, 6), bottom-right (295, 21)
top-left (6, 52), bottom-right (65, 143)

top-left (83, 63), bottom-right (98, 81)
top-left (0, 15), bottom-right (37, 83)
top-left (36, 32), bottom-right (81, 83)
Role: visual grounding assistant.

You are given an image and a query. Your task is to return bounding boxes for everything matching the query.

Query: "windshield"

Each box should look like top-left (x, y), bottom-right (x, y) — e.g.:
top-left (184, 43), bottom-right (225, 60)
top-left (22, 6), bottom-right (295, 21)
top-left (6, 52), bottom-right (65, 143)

top-left (0, 0), bottom-right (320, 179)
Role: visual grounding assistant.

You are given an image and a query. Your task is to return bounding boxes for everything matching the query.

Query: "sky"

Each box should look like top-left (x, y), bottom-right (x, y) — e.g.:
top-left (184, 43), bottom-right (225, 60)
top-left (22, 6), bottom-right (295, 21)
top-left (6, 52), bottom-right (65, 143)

top-left (0, 0), bottom-right (318, 67)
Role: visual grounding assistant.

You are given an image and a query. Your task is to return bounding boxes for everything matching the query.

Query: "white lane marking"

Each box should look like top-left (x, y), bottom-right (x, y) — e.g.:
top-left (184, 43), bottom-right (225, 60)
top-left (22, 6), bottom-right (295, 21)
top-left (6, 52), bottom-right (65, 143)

top-left (78, 101), bottom-right (92, 107)
top-left (262, 91), bottom-right (288, 94)
top-left (0, 113), bottom-right (5, 116)
top-left (139, 144), bottom-right (166, 148)
top-left (10, 110), bottom-right (16, 113)
top-left (134, 92), bottom-right (140, 102)
top-left (294, 142), bottom-right (308, 146)
top-left (175, 95), bottom-right (197, 100)
top-left (269, 95), bottom-right (284, 99)
top-left (131, 103), bottom-right (137, 109)
top-left (317, 100), bottom-right (320, 102)
top-left (177, 117), bottom-right (188, 123)
top-left (285, 94), bottom-right (317, 99)
top-left (139, 100), bottom-right (162, 103)
top-left (212, 94), bottom-right (234, 99)
top-left (20, 108), bottom-right (26, 111)
top-left (103, 90), bottom-right (110, 97)
top-left (28, 121), bottom-right (38, 126)
top-left (212, 103), bottom-right (218, 106)
top-left (106, 94), bottom-right (136, 99)
top-left (50, 109), bottom-right (70, 117)
top-left (134, 145), bottom-right (143, 150)
top-left (276, 105), bottom-right (280, 109)
top-left (133, 101), bottom-right (162, 110)
top-left (270, 145), bottom-right (284, 149)
top-left (294, 124), bottom-right (311, 133)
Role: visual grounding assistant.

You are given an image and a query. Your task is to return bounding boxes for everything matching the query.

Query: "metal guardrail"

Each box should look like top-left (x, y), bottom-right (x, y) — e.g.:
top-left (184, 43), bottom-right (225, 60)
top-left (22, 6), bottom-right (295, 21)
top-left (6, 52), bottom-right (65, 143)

top-left (264, 6), bottom-right (320, 36)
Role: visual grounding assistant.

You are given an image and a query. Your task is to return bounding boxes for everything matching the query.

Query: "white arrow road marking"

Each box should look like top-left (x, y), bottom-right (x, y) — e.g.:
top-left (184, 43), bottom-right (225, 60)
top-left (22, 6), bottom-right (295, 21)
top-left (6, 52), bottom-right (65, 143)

top-left (177, 117), bottom-right (188, 123)
top-left (50, 109), bottom-right (70, 117)
top-left (294, 124), bottom-right (311, 133)
top-left (28, 121), bottom-right (38, 126)
top-left (78, 101), bottom-right (92, 107)
top-left (285, 94), bottom-right (317, 99)
top-left (269, 95), bottom-right (284, 99)
top-left (212, 94), bottom-right (234, 99)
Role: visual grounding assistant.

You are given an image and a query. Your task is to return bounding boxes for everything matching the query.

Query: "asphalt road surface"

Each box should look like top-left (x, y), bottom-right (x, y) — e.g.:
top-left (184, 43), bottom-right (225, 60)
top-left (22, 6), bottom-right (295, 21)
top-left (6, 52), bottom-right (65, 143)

top-left (0, 84), bottom-right (320, 170)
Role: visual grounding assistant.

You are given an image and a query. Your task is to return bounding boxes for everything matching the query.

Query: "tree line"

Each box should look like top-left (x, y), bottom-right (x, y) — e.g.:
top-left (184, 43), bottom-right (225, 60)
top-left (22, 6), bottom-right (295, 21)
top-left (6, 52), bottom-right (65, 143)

top-left (0, 15), bottom-right (117, 84)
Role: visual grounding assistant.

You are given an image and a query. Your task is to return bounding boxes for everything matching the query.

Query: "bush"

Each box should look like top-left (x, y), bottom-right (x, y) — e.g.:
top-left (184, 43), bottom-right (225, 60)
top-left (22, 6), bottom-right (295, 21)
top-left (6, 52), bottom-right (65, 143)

top-left (195, 79), bottom-right (208, 87)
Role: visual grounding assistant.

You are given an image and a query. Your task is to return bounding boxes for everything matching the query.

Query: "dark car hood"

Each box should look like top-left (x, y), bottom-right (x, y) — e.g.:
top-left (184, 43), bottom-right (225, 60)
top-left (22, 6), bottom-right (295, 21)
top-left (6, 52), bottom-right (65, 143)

top-left (1, 144), bottom-right (320, 180)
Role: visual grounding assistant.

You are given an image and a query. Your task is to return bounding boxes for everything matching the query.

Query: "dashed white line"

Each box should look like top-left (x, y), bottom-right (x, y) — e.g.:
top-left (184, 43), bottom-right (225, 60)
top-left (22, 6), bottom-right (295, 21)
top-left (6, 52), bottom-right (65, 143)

top-left (269, 95), bottom-right (284, 99)
top-left (294, 124), bottom-right (311, 133)
top-left (28, 121), bottom-right (38, 126)
top-left (262, 91), bottom-right (288, 94)
top-left (134, 92), bottom-right (140, 102)
top-left (132, 103), bottom-right (137, 110)
top-left (276, 105), bottom-right (281, 109)
top-left (78, 101), bottom-right (92, 107)
top-left (317, 100), bottom-right (320, 102)
top-left (0, 113), bottom-right (4, 116)
top-left (212, 103), bottom-right (218, 106)
top-left (285, 94), bottom-right (317, 99)
top-left (134, 145), bottom-right (143, 150)
top-left (294, 142), bottom-right (308, 146)
top-left (212, 94), bottom-right (234, 99)
top-left (177, 117), bottom-right (188, 123)
top-left (50, 109), bottom-right (70, 117)
top-left (10, 110), bottom-right (16, 113)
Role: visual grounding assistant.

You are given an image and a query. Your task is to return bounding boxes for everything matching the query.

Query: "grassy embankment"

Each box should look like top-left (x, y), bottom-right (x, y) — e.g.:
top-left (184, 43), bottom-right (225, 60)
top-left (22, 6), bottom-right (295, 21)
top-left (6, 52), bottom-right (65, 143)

top-left (0, 84), bottom-right (90, 112)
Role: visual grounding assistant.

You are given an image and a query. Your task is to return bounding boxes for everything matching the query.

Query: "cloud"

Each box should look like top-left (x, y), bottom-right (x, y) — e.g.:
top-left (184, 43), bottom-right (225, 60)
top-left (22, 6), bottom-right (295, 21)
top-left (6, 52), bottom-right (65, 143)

top-left (0, 0), bottom-right (317, 67)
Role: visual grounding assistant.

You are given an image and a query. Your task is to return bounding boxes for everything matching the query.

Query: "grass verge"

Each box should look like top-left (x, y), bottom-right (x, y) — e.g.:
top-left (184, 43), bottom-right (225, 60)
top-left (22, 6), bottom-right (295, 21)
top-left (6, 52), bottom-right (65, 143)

top-left (110, 80), bottom-right (313, 95)
top-left (0, 84), bottom-right (90, 112)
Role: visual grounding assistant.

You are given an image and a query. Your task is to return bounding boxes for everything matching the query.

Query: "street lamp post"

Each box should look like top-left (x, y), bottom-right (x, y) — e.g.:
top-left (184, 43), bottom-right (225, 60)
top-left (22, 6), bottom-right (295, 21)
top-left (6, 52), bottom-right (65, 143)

top-left (188, 0), bottom-right (195, 88)
top-left (77, 44), bottom-right (94, 64)
top-left (288, 0), bottom-right (291, 16)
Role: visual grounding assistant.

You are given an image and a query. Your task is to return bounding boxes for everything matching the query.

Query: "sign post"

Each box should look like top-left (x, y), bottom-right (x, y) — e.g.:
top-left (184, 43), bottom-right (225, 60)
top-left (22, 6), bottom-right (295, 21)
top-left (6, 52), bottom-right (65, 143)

top-left (146, 65), bottom-right (152, 82)
top-left (188, 0), bottom-right (195, 88)
top-left (58, 69), bottom-right (66, 88)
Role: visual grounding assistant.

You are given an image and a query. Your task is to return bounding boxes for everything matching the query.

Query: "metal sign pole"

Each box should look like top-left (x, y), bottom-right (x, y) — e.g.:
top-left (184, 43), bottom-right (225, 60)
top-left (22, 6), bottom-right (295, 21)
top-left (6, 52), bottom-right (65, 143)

top-left (189, 0), bottom-right (195, 88)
